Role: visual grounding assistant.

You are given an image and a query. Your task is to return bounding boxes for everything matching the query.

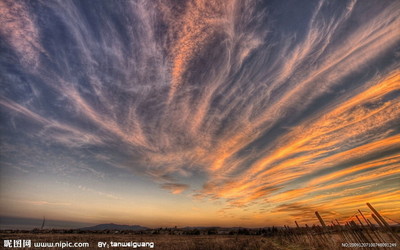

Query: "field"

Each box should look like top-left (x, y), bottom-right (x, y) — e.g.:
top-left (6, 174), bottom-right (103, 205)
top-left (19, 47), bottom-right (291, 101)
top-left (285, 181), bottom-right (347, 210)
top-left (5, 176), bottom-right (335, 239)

top-left (1, 229), bottom-right (398, 250)
top-left (0, 233), bottom-right (342, 250)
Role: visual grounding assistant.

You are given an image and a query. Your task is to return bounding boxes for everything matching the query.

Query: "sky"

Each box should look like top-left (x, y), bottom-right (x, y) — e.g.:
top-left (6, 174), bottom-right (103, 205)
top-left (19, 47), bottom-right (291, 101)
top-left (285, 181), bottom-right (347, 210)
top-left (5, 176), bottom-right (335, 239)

top-left (0, 0), bottom-right (399, 228)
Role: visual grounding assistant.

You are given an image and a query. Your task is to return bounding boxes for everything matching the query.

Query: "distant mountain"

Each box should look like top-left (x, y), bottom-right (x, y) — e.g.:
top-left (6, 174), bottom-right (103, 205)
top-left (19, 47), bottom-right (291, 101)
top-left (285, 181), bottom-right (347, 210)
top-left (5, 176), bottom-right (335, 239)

top-left (79, 223), bottom-right (148, 231)
top-left (182, 226), bottom-right (221, 230)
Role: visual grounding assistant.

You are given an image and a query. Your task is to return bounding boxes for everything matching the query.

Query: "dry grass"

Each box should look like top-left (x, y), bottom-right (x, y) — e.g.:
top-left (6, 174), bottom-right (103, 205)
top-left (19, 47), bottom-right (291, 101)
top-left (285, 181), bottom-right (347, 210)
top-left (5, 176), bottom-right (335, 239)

top-left (0, 233), bottom-right (314, 250)
top-left (2, 231), bottom-right (398, 249)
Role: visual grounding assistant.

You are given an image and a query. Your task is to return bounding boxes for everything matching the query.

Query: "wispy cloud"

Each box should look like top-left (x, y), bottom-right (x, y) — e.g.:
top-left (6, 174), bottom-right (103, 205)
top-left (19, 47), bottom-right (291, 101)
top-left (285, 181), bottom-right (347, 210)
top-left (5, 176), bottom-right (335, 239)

top-left (1, 0), bottom-right (399, 223)
top-left (0, 0), bottom-right (45, 68)
top-left (161, 183), bottom-right (189, 194)
top-left (78, 185), bottom-right (122, 200)
top-left (21, 200), bottom-right (71, 207)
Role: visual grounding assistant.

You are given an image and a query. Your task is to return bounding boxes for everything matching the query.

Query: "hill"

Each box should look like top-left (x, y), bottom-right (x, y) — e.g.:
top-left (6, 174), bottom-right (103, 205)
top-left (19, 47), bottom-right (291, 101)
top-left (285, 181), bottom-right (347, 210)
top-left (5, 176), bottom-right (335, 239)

top-left (79, 223), bottom-right (148, 231)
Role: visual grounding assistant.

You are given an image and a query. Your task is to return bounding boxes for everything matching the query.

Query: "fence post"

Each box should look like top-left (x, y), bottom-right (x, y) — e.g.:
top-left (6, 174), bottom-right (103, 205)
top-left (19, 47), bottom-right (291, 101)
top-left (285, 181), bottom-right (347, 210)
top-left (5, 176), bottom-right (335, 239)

top-left (367, 202), bottom-right (400, 241)
top-left (315, 211), bottom-right (327, 228)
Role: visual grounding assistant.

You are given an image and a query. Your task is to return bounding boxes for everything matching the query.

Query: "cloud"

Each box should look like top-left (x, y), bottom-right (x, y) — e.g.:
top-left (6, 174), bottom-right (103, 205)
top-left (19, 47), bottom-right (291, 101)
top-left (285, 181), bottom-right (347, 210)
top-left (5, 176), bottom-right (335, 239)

top-left (198, 70), bottom-right (400, 205)
top-left (1, 0), bottom-right (399, 221)
top-left (78, 185), bottom-right (122, 200)
top-left (22, 200), bottom-right (71, 207)
top-left (0, 0), bottom-right (44, 68)
top-left (161, 183), bottom-right (189, 194)
top-left (0, 98), bottom-right (104, 148)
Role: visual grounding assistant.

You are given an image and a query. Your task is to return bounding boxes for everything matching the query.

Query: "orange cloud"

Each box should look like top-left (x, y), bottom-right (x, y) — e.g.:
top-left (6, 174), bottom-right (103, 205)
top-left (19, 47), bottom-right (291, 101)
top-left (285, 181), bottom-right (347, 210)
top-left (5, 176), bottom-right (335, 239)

top-left (161, 183), bottom-right (189, 194)
top-left (199, 70), bottom-right (400, 211)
